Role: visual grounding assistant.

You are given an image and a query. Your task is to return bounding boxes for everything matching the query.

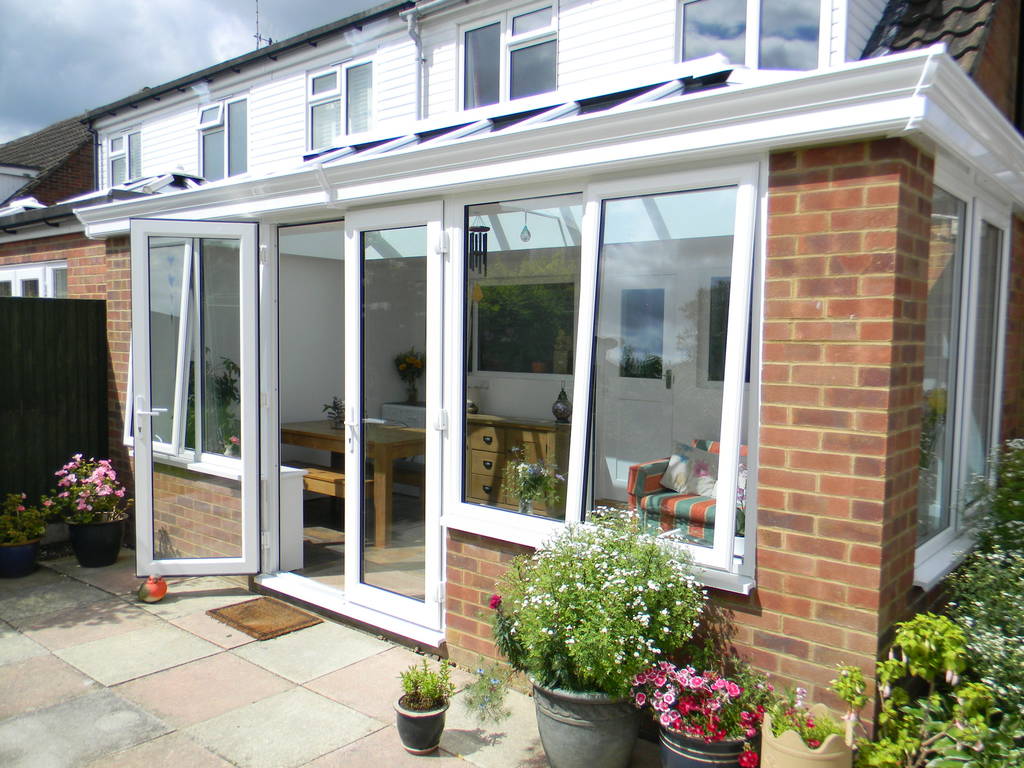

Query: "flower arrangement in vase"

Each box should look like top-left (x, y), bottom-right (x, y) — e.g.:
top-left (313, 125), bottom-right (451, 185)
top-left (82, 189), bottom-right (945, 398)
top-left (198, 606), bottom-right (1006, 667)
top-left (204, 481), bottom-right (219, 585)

top-left (631, 661), bottom-right (772, 768)
top-left (394, 347), bottom-right (425, 403)
top-left (501, 447), bottom-right (564, 514)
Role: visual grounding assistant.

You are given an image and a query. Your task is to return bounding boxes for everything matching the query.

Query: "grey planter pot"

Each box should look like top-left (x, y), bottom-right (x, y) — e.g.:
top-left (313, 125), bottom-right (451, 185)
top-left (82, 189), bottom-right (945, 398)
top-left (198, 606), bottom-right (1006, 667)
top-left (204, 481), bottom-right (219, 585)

top-left (531, 680), bottom-right (639, 768)
top-left (394, 697), bottom-right (448, 754)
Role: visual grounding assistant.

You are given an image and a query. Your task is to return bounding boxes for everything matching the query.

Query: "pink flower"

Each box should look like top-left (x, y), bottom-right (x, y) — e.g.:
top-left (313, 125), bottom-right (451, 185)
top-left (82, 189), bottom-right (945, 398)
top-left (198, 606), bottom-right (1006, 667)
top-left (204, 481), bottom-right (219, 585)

top-left (725, 682), bottom-right (742, 697)
top-left (488, 594), bottom-right (502, 610)
top-left (635, 693), bottom-right (646, 707)
top-left (229, 436), bottom-right (240, 445)
top-left (659, 711), bottom-right (674, 727)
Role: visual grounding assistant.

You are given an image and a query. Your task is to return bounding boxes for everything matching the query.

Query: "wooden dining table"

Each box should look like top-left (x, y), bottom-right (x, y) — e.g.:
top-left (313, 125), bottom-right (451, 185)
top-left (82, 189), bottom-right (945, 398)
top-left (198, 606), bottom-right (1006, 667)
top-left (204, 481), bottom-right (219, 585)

top-left (279, 420), bottom-right (426, 548)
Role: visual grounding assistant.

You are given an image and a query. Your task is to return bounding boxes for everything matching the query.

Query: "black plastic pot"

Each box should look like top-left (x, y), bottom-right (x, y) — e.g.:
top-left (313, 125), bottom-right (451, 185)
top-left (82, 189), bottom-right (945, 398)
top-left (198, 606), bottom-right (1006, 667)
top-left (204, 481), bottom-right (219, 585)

top-left (0, 540), bottom-right (40, 578)
top-left (67, 519), bottom-right (124, 568)
top-left (395, 696), bottom-right (448, 755)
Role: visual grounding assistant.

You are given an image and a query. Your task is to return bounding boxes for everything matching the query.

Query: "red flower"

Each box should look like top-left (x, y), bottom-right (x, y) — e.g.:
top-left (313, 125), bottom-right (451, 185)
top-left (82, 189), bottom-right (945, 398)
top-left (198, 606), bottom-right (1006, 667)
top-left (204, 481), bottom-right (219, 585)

top-left (488, 593), bottom-right (502, 610)
top-left (738, 747), bottom-right (759, 767)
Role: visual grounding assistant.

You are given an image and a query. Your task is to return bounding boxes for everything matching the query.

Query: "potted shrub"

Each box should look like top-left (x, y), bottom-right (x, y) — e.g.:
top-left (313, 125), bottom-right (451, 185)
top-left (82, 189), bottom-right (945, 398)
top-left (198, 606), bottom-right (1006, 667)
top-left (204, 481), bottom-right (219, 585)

top-left (0, 493), bottom-right (48, 578)
top-left (489, 508), bottom-right (706, 768)
top-left (45, 455), bottom-right (131, 568)
top-left (631, 661), bottom-right (772, 768)
top-left (761, 685), bottom-right (854, 768)
top-left (395, 658), bottom-right (455, 755)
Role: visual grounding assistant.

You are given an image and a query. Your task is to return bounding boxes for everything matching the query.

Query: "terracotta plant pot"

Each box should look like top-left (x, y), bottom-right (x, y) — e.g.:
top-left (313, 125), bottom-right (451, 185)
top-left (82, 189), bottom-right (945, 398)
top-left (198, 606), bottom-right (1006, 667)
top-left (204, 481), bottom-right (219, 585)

top-left (395, 697), bottom-right (448, 755)
top-left (761, 707), bottom-right (853, 768)
top-left (0, 539), bottom-right (41, 578)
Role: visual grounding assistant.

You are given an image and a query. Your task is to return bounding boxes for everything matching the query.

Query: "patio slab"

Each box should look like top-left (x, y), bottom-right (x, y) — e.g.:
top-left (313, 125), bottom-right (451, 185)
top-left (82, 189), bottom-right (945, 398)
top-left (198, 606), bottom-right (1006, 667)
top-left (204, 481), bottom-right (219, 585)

top-left (441, 686), bottom-right (548, 768)
top-left (0, 624), bottom-right (48, 666)
top-left (20, 595), bottom-right (163, 651)
top-left (55, 622), bottom-right (220, 685)
top-left (136, 576), bottom-right (252, 620)
top-left (44, 552), bottom-right (147, 596)
top-left (232, 620), bottom-right (390, 683)
top-left (0, 653), bottom-right (98, 720)
top-left (83, 731), bottom-right (234, 768)
top-left (170, 608), bottom-right (257, 649)
top-left (0, 567), bottom-right (65, 596)
top-left (0, 576), bottom-right (110, 625)
top-left (308, 724), bottom-right (467, 767)
top-left (116, 651), bottom-right (293, 728)
top-left (185, 687), bottom-right (381, 768)
top-left (0, 688), bottom-right (169, 768)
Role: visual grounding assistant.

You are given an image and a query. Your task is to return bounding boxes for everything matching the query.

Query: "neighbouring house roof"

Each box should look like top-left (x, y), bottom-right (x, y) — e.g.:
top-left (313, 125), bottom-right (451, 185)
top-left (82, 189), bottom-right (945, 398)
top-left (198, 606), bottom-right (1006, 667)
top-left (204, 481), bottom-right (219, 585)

top-left (862, 0), bottom-right (1000, 72)
top-left (0, 117), bottom-right (92, 205)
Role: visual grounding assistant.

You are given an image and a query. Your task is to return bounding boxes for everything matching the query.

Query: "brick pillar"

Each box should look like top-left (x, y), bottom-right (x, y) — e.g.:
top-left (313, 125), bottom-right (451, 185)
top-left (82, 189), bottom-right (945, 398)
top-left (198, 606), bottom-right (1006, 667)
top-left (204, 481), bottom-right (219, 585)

top-left (103, 236), bottom-right (133, 484)
top-left (730, 138), bottom-right (933, 710)
top-left (1001, 217), bottom-right (1024, 439)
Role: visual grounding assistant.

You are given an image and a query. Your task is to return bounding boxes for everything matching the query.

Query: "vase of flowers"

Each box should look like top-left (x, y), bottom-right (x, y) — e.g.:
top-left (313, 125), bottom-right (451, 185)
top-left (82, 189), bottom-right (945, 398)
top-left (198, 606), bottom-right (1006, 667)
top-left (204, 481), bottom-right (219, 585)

top-left (0, 493), bottom-right (48, 578)
top-left (394, 347), bottom-right (425, 404)
top-left (490, 509), bottom-right (707, 768)
top-left (631, 662), bottom-right (772, 768)
top-left (45, 455), bottom-right (131, 568)
top-left (502, 447), bottom-right (564, 514)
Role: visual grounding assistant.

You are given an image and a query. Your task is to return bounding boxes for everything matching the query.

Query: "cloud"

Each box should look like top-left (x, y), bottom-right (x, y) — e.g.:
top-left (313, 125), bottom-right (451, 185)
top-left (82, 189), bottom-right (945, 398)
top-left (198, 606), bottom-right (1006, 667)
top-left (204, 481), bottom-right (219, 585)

top-left (0, 0), bottom-right (378, 143)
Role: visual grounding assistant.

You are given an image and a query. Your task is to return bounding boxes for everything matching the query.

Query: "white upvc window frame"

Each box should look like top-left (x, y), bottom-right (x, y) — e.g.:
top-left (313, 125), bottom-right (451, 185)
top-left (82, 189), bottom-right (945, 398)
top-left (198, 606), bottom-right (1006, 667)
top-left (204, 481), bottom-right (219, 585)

top-left (677, 0), bottom-right (830, 71)
top-left (199, 96), bottom-right (248, 181)
top-left (459, 3), bottom-right (558, 111)
top-left (307, 57), bottom-right (374, 152)
top-left (0, 260), bottom-right (67, 298)
top-left (443, 162), bottom-right (760, 580)
top-left (108, 130), bottom-right (141, 187)
top-left (914, 163), bottom-right (1012, 587)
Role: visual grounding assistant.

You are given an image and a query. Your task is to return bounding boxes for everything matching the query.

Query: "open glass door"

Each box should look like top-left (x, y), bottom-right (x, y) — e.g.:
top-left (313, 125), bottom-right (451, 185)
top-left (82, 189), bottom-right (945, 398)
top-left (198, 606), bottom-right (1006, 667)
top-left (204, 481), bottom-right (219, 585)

top-left (130, 219), bottom-right (259, 576)
top-left (344, 203), bottom-right (444, 630)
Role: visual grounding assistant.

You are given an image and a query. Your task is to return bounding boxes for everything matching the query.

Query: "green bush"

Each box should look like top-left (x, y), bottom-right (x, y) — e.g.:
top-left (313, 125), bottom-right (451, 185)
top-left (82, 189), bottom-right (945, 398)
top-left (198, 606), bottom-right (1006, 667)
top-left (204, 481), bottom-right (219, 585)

top-left (399, 659), bottom-right (455, 711)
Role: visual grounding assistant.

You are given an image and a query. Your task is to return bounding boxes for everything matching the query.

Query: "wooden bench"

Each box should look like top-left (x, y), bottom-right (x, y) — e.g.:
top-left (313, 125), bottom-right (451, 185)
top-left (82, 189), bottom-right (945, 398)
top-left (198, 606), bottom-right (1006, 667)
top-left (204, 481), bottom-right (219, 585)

top-left (289, 462), bottom-right (372, 498)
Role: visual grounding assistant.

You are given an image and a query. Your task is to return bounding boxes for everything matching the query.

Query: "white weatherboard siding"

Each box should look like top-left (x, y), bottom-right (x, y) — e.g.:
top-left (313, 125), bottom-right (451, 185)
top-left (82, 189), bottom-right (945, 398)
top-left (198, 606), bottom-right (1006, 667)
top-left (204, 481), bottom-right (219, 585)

top-left (142, 110), bottom-right (200, 178)
top-left (249, 72), bottom-right (306, 173)
top-left (559, 0), bottom-right (676, 90)
top-left (375, 36), bottom-right (418, 127)
top-left (847, 0), bottom-right (888, 60)
top-left (422, 22), bottom-right (457, 118)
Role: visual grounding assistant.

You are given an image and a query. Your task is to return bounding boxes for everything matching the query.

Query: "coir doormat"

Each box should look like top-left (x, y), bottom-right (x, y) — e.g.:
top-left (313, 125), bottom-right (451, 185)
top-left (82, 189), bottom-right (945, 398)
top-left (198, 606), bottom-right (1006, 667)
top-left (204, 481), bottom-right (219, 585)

top-left (207, 597), bottom-right (322, 640)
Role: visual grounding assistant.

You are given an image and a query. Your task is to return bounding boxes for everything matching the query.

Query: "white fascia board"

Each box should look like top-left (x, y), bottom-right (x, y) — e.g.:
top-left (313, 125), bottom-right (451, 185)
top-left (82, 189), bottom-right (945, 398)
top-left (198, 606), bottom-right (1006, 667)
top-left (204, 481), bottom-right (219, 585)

top-left (76, 46), bottom-right (1024, 237)
top-left (0, 223), bottom-right (85, 247)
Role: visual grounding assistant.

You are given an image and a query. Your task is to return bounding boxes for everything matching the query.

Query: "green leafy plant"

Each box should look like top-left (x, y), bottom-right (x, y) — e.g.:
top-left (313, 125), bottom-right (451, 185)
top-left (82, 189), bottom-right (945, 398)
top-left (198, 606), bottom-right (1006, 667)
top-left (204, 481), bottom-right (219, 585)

top-left (461, 660), bottom-right (512, 726)
top-left (854, 613), bottom-right (1024, 767)
top-left (43, 455), bottom-right (131, 525)
top-left (0, 493), bottom-right (48, 545)
top-left (322, 396), bottom-right (345, 427)
top-left (490, 508), bottom-right (706, 698)
top-left (501, 447), bottom-right (564, 506)
top-left (399, 659), bottom-right (455, 712)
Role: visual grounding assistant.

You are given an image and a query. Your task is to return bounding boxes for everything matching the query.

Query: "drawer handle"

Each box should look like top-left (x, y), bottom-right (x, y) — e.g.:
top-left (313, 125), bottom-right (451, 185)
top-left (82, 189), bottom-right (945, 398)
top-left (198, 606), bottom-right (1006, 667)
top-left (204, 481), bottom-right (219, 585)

top-left (483, 435), bottom-right (493, 445)
top-left (482, 484), bottom-right (493, 494)
top-left (483, 460), bottom-right (493, 470)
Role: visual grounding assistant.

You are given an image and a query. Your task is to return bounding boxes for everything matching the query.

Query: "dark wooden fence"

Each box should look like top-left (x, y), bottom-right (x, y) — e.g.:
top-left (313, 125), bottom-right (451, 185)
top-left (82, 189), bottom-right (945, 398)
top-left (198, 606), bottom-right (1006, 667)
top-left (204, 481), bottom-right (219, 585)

top-left (0, 298), bottom-right (108, 502)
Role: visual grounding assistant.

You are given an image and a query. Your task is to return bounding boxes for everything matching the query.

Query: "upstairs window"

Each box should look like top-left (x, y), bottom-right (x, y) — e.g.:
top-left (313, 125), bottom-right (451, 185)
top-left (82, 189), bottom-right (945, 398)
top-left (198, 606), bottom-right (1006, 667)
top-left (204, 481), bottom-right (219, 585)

top-left (308, 60), bottom-right (374, 151)
top-left (680, 0), bottom-right (821, 71)
top-left (109, 131), bottom-right (141, 186)
top-left (200, 99), bottom-right (248, 181)
top-left (463, 5), bottom-right (557, 110)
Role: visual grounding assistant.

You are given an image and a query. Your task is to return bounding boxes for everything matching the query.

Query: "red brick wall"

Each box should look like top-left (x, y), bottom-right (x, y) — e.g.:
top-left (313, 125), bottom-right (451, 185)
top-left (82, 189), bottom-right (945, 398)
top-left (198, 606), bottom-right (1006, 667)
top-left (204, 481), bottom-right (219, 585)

top-left (151, 465), bottom-right (243, 558)
top-left (1001, 217), bottom-right (1024, 439)
top-left (972, 0), bottom-right (1021, 122)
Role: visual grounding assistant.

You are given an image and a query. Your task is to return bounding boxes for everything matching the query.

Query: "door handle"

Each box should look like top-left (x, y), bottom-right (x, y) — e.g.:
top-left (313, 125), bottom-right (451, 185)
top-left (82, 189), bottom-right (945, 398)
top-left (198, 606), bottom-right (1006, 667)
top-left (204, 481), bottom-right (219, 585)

top-left (664, 369), bottom-right (672, 389)
top-left (136, 407), bottom-right (167, 417)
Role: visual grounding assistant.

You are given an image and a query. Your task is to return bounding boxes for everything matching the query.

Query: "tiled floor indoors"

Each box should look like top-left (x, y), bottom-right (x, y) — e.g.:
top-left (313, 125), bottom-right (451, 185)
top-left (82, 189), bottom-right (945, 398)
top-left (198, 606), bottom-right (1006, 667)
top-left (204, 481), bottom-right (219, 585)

top-left (0, 553), bottom-right (659, 767)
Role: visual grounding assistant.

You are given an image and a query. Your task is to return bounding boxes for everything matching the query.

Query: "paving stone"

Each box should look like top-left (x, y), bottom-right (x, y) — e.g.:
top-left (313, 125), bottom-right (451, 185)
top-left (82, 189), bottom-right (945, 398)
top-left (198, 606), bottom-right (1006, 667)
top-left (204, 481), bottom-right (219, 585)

top-left (441, 686), bottom-right (548, 768)
top-left (0, 567), bottom-right (64, 596)
top-left (170, 609), bottom-right (256, 649)
top-left (307, 725), bottom-right (466, 766)
top-left (83, 731), bottom-right (234, 768)
top-left (55, 622), bottom-right (220, 685)
top-left (44, 552), bottom-right (143, 596)
top-left (136, 576), bottom-right (251, 620)
top-left (21, 596), bottom-right (162, 652)
top-left (0, 688), bottom-right (169, 768)
top-left (0, 577), bottom-right (110, 625)
top-left (232, 620), bottom-right (389, 683)
top-left (116, 652), bottom-right (293, 728)
top-left (0, 653), bottom-right (99, 720)
top-left (0, 625), bottom-right (48, 666)
top-left (186, 687), bottom-right (381, 768)
top-left (306, 645), bottom-right (422, 720)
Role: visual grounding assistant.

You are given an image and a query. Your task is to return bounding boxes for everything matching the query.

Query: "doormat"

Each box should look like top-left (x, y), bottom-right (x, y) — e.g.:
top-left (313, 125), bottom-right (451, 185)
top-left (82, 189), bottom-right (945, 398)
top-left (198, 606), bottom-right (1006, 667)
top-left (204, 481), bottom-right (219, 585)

top-left (207, 597), bottom-right (322, 640)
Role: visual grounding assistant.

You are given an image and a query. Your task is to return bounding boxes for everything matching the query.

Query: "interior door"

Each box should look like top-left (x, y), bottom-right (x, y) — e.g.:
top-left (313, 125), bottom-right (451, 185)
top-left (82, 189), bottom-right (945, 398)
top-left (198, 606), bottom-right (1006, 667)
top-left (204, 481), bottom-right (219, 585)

top-left (343, 203), bottom-right (444, 630)
top-left (130, 218), bottom-right (259, 576)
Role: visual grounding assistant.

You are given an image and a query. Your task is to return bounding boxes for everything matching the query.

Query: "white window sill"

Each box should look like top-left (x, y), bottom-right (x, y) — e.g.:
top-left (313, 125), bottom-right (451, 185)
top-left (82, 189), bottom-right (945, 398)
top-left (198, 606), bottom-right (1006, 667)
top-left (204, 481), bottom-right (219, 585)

top-left (147, 451), bottom-right (245, 482)
top-left (914, 531), bottom-right (974, 591)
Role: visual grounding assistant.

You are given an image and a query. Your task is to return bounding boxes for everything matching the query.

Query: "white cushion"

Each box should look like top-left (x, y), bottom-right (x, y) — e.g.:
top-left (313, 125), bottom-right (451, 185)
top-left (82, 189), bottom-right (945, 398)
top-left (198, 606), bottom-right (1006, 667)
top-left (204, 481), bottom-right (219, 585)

top-left (660, 454), bottom-right (690, 493)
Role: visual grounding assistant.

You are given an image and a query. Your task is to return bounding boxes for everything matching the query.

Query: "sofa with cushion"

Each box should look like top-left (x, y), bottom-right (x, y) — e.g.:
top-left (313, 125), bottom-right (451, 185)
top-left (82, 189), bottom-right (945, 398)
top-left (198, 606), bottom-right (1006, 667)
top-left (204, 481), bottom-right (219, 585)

top-left (626, 440), bottom-right (747, 547)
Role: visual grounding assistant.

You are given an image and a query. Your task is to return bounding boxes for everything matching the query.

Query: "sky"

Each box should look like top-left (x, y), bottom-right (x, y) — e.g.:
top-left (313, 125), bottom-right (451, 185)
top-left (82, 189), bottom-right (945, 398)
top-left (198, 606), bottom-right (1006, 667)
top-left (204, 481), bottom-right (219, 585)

top-left (0, 0), bottom-right (383, 144)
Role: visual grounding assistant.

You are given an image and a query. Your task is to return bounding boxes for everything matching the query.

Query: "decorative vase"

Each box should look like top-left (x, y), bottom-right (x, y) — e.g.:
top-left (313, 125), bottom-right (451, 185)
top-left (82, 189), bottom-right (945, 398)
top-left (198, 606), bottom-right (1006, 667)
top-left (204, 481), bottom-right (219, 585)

top-left (551, 384), bottom-right (572, 423)
top-left (518, 498), bottom-right (533, 515)
top-left (659, 727), bottom-right (751, 768)
top-left (406, 383), bottom-right (419, 404)
top-left (531, 679), bottom-right (639, 768)
top-left (761, 709), bottom-right (853, 768)
top-left (67, 519), bottom-right (124, 568)
top-left (0, 540), bottom-right (40, 578)
top-left (394, 697), bottom-right (448, 755)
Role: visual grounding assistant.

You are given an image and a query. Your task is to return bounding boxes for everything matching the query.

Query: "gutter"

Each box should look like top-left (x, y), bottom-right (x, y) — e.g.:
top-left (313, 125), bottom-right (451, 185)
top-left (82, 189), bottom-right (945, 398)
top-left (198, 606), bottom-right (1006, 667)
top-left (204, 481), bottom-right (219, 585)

top-left (400, 0), bottom-right (471, 121)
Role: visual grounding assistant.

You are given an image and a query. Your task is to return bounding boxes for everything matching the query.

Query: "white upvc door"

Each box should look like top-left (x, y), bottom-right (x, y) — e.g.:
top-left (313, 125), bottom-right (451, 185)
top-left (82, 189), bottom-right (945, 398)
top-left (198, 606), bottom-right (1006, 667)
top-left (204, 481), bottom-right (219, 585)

top-left (343, 202), bottom-right (445, 630)
top-left (130, 218), bottom-right (260, 577)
